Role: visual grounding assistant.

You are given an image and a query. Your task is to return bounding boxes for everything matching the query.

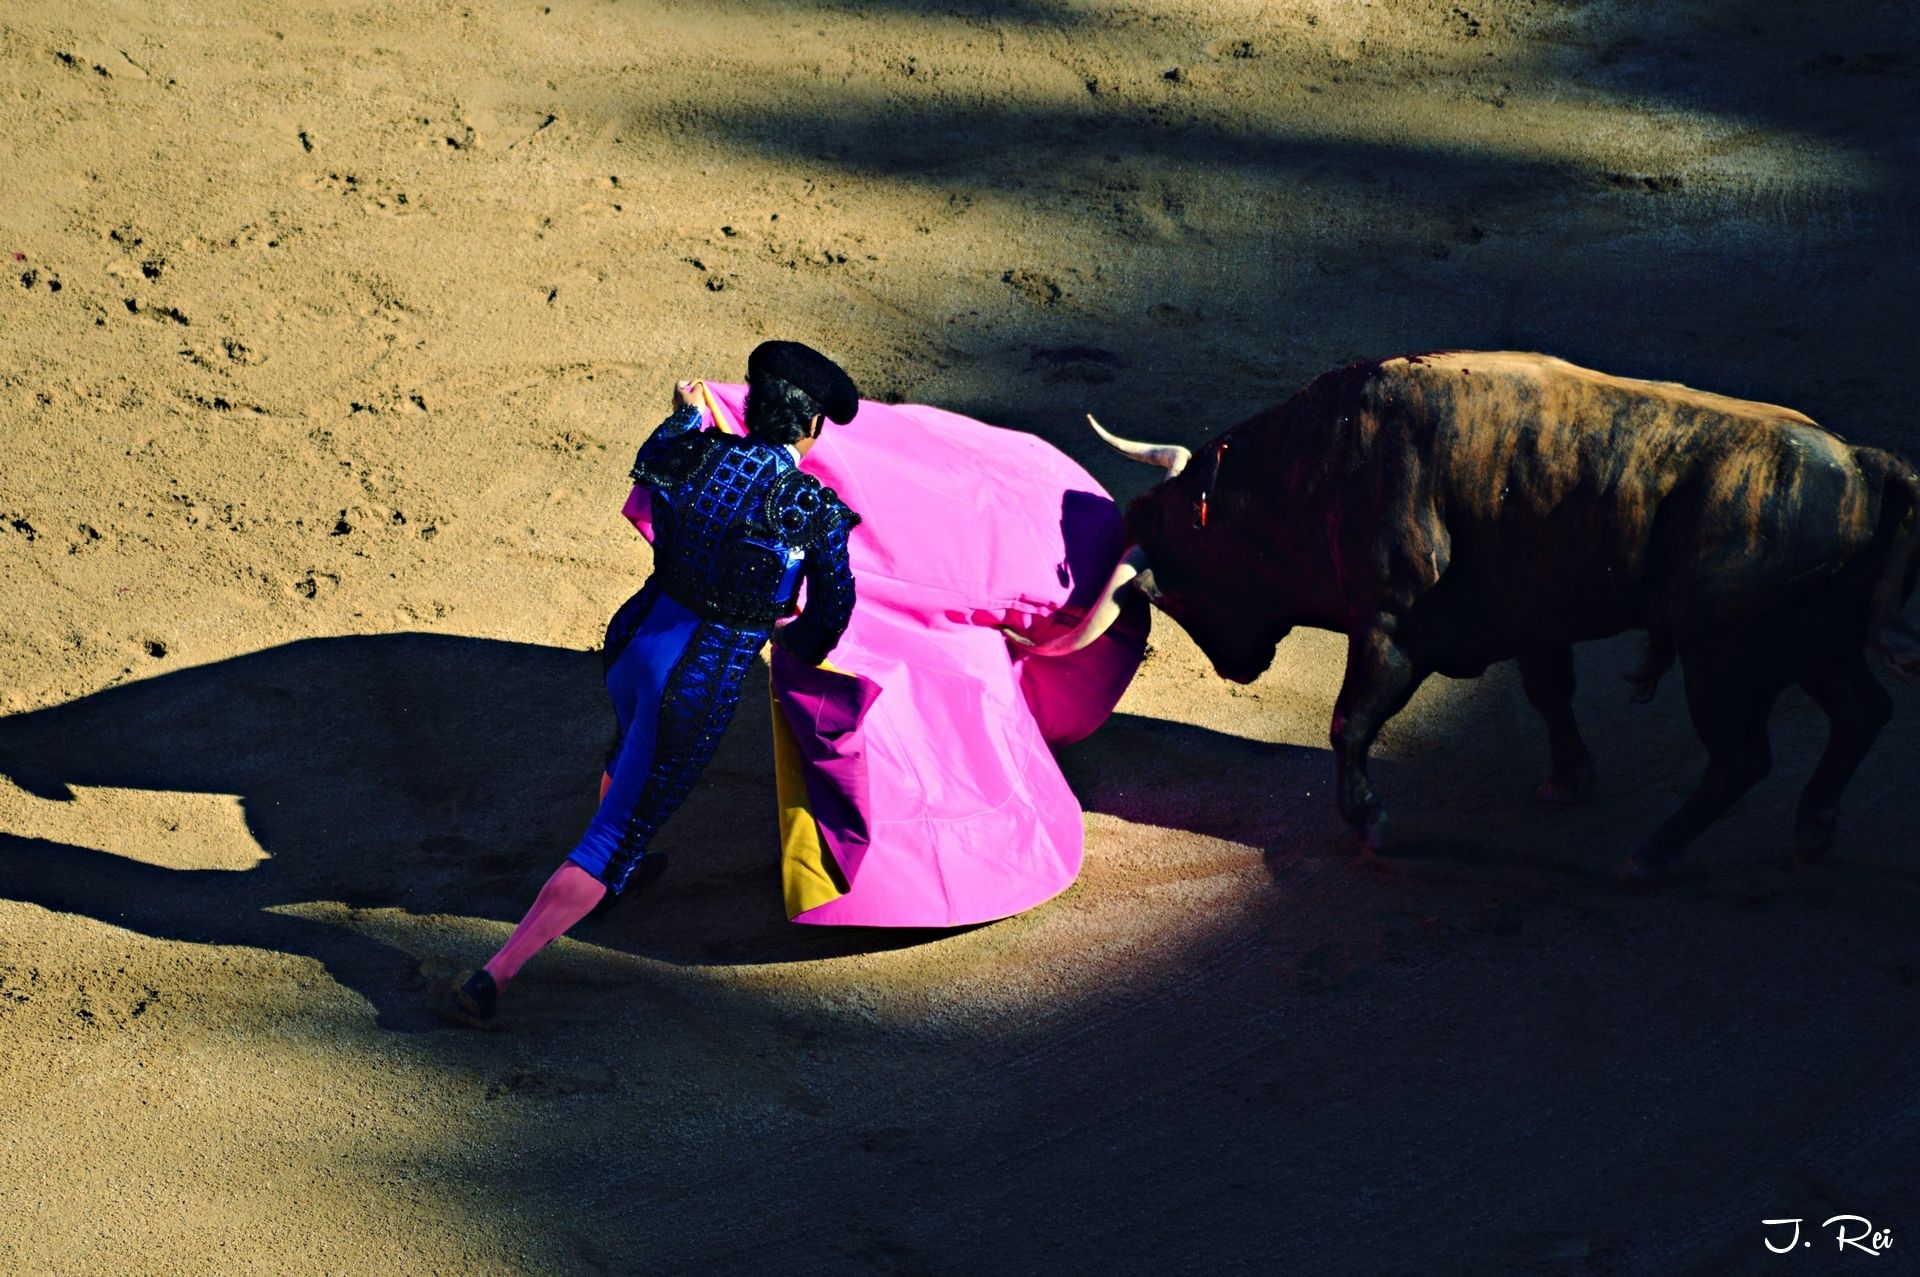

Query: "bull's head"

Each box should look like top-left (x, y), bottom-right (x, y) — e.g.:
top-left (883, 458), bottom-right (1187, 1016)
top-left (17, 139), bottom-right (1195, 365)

top-left (1014, 416), bottom-right (1289, 684)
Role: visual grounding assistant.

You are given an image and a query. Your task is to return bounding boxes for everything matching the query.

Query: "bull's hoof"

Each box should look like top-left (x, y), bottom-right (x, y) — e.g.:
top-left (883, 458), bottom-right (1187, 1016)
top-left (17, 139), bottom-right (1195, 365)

top-left (1537, 762), bottom-right (1597, 807)
top-left (1362, 809), bottom-right (1395, 854)
top-left (1792, 807), bottom-right (1839, 866)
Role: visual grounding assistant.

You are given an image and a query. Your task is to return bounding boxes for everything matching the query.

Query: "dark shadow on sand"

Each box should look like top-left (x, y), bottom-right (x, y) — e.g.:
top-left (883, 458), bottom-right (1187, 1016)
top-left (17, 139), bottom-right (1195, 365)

top-left (0, 634), bottom-right (965, 1030)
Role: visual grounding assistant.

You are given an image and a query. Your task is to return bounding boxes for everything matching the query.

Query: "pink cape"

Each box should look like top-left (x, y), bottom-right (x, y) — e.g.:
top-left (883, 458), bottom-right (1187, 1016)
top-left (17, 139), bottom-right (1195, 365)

top-left (623, 383), bottom-right (1146, 927)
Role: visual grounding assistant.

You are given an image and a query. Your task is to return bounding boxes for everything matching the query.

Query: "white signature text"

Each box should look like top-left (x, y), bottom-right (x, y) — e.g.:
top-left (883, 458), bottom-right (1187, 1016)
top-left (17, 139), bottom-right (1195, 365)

top-left (1762, 1216), bottom-right (1894, 1257)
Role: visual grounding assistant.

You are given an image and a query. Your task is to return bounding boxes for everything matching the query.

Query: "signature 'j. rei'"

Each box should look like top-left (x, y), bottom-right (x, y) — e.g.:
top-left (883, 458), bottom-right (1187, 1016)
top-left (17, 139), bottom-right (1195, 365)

top-left (1762, 1216), bottom-right (1894, 1256)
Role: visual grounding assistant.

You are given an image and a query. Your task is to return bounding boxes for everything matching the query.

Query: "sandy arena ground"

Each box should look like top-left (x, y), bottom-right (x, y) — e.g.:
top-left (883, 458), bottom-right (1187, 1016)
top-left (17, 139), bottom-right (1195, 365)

top-left (2, 1), bottom-right (1917, 1273)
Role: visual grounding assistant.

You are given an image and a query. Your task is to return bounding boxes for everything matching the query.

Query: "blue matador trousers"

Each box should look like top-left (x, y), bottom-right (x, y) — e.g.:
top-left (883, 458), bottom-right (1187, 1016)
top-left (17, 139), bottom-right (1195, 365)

top-left (567, 580), bottom-right (770, 895)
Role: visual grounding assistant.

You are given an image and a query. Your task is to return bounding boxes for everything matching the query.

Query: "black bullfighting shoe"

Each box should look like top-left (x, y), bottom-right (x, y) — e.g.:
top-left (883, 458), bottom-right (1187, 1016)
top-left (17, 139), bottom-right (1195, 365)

top-left (436, 968), bottom-right (500, 1028)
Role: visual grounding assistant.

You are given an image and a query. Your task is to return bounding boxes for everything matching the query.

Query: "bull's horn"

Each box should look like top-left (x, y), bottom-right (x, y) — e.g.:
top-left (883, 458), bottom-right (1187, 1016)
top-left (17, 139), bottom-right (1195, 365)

top-left (1005, 546), bottom-right (1149, 658)
top-left (1087, 414), bottom-right (1192, 478)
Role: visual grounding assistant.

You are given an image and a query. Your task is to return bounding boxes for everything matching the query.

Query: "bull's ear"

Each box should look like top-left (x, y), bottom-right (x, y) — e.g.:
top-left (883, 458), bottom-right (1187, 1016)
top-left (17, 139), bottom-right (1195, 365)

top-left (1133, 568), bottom-right (1163, 601)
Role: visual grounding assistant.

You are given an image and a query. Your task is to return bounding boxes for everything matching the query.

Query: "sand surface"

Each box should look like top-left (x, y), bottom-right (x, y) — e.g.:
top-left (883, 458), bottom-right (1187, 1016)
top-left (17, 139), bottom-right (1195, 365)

top-left (2, 1), bottom-right (1917, 1273)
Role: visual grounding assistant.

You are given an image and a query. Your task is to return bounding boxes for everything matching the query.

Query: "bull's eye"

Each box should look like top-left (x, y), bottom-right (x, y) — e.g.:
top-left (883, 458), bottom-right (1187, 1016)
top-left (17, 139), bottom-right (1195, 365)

top-left (1133, 568), bottom-right (1163, 601)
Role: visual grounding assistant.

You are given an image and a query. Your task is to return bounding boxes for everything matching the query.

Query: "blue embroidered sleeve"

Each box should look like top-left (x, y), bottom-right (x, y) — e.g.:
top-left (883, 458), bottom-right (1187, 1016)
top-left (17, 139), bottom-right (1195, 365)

top-left (629, 404), bottom-right (707, 490)
top-left (772, 493), bottom-right (859, 666)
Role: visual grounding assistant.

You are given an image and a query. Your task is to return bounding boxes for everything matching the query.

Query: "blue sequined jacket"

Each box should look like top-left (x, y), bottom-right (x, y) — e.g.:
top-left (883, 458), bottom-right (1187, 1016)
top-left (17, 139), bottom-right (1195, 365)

top-left (630, 405), bottom-right (859, 665)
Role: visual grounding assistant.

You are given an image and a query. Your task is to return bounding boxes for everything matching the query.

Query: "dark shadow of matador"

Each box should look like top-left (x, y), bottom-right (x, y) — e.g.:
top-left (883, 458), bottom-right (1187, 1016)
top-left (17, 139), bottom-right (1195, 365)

top-left (0, 635), bottom-right (627, 1030)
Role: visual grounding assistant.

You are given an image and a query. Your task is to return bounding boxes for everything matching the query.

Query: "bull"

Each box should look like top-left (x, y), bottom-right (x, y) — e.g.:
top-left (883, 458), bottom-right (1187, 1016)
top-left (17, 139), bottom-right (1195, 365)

top-left (1014, 351), bottom-right (1920, 877)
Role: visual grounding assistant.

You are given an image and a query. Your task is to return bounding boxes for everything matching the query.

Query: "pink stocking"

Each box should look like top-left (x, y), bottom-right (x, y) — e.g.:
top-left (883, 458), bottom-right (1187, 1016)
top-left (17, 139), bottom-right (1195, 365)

top-left (482, 861), bottom-right (608, 986)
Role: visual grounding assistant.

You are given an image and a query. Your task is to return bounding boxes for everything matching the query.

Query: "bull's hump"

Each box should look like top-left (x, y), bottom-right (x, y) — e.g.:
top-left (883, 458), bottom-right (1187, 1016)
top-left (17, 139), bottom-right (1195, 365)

top-left (1388, 350), bottom-right (1818, 427)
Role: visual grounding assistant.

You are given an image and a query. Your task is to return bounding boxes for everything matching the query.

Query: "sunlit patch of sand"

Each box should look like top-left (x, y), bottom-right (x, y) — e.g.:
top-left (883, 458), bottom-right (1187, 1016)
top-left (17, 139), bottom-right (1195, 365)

top-left (0, 780), bottom-right (266, 871)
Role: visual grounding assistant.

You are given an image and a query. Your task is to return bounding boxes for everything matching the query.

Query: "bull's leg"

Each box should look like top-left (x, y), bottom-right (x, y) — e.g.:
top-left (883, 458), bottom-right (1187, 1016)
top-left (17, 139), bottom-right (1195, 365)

top-left (1331, 626), bottom-right (1425, 851)
top-left (1793, 648), bottom-right (1894, 863)
top-left (1623, 651), bottom-right (1781, 880)
top-left (1516, 644), bottom-right (1596, 805)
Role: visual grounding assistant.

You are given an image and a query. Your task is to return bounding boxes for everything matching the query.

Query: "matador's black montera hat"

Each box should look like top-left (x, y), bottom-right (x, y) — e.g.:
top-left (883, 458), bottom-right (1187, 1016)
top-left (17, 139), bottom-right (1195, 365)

top-left (747, 340), bottom-right (861, 424)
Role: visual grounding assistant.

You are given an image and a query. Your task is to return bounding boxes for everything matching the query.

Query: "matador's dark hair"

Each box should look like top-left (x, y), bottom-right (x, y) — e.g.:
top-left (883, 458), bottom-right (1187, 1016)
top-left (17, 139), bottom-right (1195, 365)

top-left (744, 372), bottom-right (825, 446)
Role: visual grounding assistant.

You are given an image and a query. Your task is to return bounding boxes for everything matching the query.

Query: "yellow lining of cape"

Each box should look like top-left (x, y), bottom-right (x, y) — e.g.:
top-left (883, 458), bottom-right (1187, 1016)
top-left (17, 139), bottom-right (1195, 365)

top-left (771, 668), bottom-right (850, 918)
top-left (694, 380), bottom-right (746, 436)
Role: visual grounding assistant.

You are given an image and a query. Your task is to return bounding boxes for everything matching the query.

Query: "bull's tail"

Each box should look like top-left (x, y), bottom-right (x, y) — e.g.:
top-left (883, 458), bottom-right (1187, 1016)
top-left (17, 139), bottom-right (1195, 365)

top-left (1861, 448), bottom-right (1920, 680)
